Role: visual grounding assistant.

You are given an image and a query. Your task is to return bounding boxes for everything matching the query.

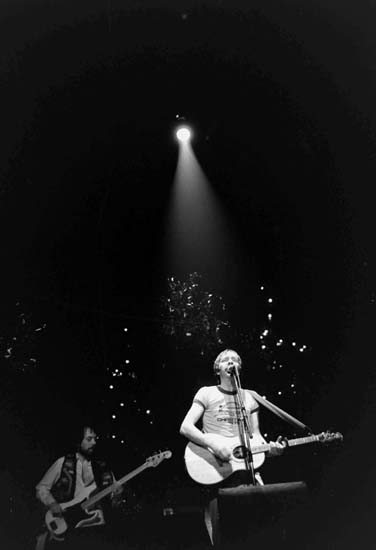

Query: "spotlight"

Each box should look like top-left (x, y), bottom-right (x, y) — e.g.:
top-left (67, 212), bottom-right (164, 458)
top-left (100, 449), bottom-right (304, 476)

top-left (176, 126), bottom-right (192, 143)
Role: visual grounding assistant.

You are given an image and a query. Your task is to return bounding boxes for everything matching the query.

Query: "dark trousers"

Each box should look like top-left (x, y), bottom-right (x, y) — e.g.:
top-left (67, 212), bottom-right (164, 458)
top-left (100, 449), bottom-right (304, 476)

top-left (37, 526), bottom-right (122, 550)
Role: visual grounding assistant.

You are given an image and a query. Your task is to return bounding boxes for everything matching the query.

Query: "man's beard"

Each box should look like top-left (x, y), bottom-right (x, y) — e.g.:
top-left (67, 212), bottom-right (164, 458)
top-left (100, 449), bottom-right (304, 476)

top-left (80, 447), bottom-right (94, 460)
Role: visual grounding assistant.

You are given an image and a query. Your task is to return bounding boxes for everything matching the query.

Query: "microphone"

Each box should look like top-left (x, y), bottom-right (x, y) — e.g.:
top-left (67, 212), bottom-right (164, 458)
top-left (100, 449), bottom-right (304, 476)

top-left (228, 366), bottom-right (238, 376)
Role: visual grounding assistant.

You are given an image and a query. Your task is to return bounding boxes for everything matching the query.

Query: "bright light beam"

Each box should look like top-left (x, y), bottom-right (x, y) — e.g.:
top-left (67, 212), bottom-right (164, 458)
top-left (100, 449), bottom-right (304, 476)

top-left (165, 128), bottom-right (230, 281)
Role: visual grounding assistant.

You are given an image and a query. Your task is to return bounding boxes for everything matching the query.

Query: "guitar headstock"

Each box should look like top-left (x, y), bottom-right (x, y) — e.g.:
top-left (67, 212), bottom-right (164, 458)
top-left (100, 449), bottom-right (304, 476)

top-left (145, 450), bottom-right (172, 468)
top-left (317, 431), bottom-right (343, 444)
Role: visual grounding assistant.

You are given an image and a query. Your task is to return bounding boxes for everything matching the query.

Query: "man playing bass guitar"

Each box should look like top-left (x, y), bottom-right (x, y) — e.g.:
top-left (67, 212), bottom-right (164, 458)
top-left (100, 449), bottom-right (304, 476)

top-left (35, 424), bottom-right (123, 549)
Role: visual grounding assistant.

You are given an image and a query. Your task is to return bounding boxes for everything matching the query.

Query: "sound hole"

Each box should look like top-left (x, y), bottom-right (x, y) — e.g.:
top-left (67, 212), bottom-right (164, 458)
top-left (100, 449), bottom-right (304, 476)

top-left (233, 445), bottom-right (248, 459)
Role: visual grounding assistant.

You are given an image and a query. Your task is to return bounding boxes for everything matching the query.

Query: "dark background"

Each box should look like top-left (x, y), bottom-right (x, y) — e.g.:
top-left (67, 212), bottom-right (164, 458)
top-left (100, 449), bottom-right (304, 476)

top-left (0, 1), bottom-right (375, 548)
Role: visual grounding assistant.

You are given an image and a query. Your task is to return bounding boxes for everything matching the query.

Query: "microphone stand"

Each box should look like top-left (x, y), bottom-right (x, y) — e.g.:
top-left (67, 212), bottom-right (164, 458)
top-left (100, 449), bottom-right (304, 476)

top-left (231, 367), bottom-right (256, 485)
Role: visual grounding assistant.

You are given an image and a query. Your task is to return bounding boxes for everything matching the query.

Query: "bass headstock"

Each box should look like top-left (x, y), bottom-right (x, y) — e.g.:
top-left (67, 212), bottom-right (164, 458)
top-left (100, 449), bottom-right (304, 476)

top-left (317, 431), bottom-right (343, 444)
top-left (145, 450), bottom-right (172, 468)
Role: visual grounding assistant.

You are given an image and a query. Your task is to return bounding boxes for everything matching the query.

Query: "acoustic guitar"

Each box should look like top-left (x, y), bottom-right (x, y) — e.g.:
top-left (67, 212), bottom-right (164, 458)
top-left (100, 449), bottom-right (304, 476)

top-left (184, 431), bottom-right (342, 485)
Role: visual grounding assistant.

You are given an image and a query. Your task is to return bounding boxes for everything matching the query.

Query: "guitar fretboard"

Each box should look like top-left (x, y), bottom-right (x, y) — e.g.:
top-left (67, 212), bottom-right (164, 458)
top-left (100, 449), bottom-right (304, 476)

top-left (252, 434), bottom-right (320, 455)
top-left (82, 463), bottom-right (148, 510)
top-left (287, 435), bottom-right (320, 447)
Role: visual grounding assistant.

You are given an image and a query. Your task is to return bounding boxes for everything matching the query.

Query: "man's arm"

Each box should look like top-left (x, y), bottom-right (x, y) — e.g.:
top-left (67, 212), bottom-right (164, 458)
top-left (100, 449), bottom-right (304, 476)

top-left (35, 458), bottom-right (64, 515)
top-left (180, 402), bottom-right (209, 447)
top-left (180, 402), bottom-right (233, 462)
top-left (109, 471), bottom-right (124, 507)
top-left (249, 409), bottom-right (285, 457)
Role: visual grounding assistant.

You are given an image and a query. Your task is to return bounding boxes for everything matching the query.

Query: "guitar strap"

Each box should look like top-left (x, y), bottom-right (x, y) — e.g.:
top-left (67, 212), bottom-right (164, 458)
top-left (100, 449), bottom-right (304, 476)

top-left (250, 390), bottom-right (312, 433)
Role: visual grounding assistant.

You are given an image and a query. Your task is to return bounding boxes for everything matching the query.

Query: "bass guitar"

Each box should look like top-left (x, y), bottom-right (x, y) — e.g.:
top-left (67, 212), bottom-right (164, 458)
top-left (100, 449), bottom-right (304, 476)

top-left (45, 450), bottom-right (172, 537)
top-left (184, 431), bottom-right (342, 485)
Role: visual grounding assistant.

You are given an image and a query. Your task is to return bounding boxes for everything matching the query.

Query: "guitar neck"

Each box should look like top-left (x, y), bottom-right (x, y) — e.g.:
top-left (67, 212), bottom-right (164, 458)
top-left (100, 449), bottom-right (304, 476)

top-left (253, 434), bottom-right (320, 455)
top-left (82, 462), bottom-right (148, 510)
top-left (287, 434), bottom-right (320, 448)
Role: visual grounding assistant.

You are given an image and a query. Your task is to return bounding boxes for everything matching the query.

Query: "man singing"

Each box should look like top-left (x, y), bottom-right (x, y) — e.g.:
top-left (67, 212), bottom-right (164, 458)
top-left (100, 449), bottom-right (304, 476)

top-left (180, 349), bottom-right (285, 545)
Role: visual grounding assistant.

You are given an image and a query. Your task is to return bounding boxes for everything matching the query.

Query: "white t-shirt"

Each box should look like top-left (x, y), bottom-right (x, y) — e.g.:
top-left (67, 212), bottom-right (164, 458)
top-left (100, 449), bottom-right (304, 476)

top-left (193, 385), bottom-right (259, 438)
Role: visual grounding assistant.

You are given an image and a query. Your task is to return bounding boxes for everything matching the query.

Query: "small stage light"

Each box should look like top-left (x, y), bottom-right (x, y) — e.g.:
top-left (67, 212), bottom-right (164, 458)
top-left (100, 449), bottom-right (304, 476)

top-left (176, 126), bottom-right (191, 142)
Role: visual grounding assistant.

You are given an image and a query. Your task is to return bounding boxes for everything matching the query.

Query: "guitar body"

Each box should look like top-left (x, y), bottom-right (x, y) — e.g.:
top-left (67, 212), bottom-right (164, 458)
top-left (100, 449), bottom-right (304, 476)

top-left (45, 485), bottom-right (103, 536)
top-left (184, 434), bottom-right (267, 485)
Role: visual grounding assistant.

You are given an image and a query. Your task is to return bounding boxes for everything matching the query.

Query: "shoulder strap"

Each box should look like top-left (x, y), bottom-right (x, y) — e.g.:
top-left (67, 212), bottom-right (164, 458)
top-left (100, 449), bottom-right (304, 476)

top-left (250, 390), bottom-right (312, 432)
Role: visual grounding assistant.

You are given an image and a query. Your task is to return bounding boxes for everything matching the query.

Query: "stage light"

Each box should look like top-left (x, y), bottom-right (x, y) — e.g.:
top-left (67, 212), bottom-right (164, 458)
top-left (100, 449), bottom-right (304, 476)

top-left (176, 126), bottom-right (191, 142)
